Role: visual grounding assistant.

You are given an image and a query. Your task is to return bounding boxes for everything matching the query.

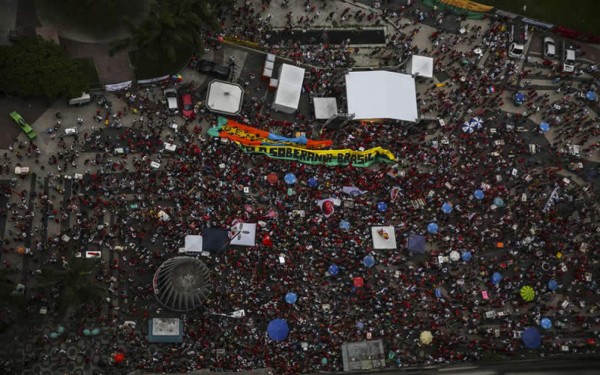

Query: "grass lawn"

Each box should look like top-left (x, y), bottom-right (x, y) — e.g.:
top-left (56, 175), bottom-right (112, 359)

top-left (129, 45), bottom-right (192, 80)
top-left (479, 0), bottom-right (600, 35)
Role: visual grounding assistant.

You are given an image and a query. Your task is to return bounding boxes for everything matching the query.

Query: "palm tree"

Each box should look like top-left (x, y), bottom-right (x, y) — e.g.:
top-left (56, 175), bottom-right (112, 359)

top-left (33, 258), bottom-right (105, 319)
top-left (112, 0), bottom-right (226, 62)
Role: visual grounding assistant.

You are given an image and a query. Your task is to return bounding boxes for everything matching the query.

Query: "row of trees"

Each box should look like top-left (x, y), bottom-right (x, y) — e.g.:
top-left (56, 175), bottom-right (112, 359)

top-left (0, 37), bottom-right (89, 98)
top-left (112, 0), bottom-right (230, 62)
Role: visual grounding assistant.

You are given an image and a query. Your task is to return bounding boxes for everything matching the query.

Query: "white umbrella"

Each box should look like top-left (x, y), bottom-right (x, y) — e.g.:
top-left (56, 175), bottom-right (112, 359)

top-left (449, 250), bottom-right (460, 262)
top-left (420, 331), bottom-right (433, 345)
top-left (470, 117), bottom-right (483, 130)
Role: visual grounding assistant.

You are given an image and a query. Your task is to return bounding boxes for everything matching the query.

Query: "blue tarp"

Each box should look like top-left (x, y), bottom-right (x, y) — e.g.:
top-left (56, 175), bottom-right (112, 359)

top-left (407, 233), bottom-right (426, 253)
top-left (522, 327), bottom-right (542, 349)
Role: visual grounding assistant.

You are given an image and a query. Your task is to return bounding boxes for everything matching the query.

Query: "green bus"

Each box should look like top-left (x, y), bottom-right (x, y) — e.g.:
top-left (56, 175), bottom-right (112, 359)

top-left (9, 111), bottom-right (37, 140)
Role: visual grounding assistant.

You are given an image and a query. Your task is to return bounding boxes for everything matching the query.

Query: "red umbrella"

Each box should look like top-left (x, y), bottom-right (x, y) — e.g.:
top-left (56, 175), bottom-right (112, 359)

top-left (267, 173), bottom-right (278, 185)
top-left (262, 233), bottom-right (273, 247)
top-left (353, 277), bottom-right (364, 287)
top-left (113, 352), bottom-right (125, 363)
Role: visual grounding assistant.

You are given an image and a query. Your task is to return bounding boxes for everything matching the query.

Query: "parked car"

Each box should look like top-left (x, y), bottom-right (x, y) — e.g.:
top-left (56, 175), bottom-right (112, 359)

top-left (543, 37), bottom-right (556, 59)
top-left (179, 93), bottom-right (195, 119)
top-left (9, 111), bottom-right (37, 140)
top-left (563, 45), bottom-right (576, 73)
top-left (196, 59), bottom-right (230, 80)
top-left (508, 42), bottom-right (525, 59)
top-left (164, 88), bottom-right (179, 112)
top-left (64, 127), bottom-right (78, 136)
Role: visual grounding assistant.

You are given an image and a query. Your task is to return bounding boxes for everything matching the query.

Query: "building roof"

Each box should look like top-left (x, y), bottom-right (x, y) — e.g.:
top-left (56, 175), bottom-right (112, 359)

top-left (206, 80), bottom-right (244, 115)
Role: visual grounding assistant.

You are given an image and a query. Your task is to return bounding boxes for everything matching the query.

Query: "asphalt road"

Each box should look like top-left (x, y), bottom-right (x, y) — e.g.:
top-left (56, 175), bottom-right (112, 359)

top-left (266, 28), bottom-right (386, 45)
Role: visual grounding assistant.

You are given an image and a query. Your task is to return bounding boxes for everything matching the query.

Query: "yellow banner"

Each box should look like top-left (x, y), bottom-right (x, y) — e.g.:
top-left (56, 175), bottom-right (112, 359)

top-left (238, 144), bottom-right (396, 167)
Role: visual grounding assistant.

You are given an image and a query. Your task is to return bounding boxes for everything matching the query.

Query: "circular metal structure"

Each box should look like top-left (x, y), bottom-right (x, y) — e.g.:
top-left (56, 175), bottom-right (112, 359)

top-left (153, 256), bottom-right (211, 312)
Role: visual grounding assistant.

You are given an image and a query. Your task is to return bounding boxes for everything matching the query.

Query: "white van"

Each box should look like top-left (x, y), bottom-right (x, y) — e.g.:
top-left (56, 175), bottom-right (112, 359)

top-left (68, 92), bottom-right (91, 106)
top-left (563, 47), bottom-right (576, 73)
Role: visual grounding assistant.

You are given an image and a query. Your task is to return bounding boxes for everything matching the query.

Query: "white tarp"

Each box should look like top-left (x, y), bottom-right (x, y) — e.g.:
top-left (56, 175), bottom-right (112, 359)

top-left (371, 226), bottom-right (397, 249)
top-left (273, 64), bottom-right (305, 113)
top-left (230, 223), bottom-right (257, 247)
top-left (313, 97), bottom-right (338, 119)
top-left (406, 55), bottom-right (434, 78)
top-left (345, 71), bottom-right (418, 122)
top-left (206, 80), bottom-right (244, 115)
top-left (184, 235), bottom-right (203, 252)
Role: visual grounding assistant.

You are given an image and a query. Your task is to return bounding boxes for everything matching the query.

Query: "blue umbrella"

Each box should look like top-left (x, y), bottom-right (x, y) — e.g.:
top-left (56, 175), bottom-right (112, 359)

top-left (284, 173), bottom-right (297, 185)
top-left (356, 322), bottom-right (364, 330)
top-left (339, 220), bottom-right (350, 230)
top-left (522, 327), bottom-right (542, 349)
top-left (83, 329), bottom-right (91, 336)
top-left (427, 222), bottom-right (438, 234)
top-left (57, 326), bottom-right (65, 334)
top-left (91, 328), bottom-right (101, 336)
top-left (462, 251), bottom-right (472, 261)
top-left (462, 121), bottom-right (475, 134)
top-left (441, 202), bottom-right (453, 214)
top-left (493, 197), bottom-right (505, 207)
top-left (548, 280), bottom-right (558, 291)
top-left (285, 292), bottom-right (298, 304)
top-left (540, 318), bottom-right (552, 329)
top-left (308, 177), bottom-right (318, 188)
top-left (473, 189), bottom-right (484, 200)
top-left (514, 92), bottom-right (526, 105)
top-left (328, 264), bottom-right (339, 276)
top-left (377, 201), bottom-right (388, 212)
top-left (49, 332), bottom-right (59, 339)
top-left (267, 319), bottom-right (290, 341)
top-left (586, 91), bottom-right (597, 101)
top-left (363, 255), bottom-right (375, 268)
top-left (491, 272), bottom-right (503, 285)
top-left (435, 288), bottom-right (442, 298)
top-left (539, 122), bottom-right (550, 132)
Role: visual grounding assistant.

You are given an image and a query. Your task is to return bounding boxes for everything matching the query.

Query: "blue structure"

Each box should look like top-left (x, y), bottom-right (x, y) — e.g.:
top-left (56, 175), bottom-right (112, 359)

top-left (328, 264), bottom-right (339, 276)
top-left (548, 280), bottom-right (558, 291)
top-left (462, 251), bottom-right (472, 261)
top-left (539, 122), bottom-right (550, 132)
top-left (540, 318), bottom-right (552, 330)
top-left (491, 272), bottom-right (503, 285)
top-left (339, 220), bottom-right (350, 230)
top-left (474, 189), bottom-right (485, 200)
top-left (407, 233), bottom-right (426, 254)
top-left (441, 202), bottom-right (453, 214)
top-left (284, 173), bottom-right (297, 185)
top-left (522, 327), bottom-right (542, 349)
top-left (267, 319), bottom-right (290, 341)
top-left (377, 202), bottom-right (388, 212)
top-left (308, 177), bottom-right (318, 188)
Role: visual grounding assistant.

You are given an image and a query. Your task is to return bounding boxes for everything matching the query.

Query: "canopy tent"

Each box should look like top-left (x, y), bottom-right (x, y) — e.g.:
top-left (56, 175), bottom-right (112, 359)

top-left (184, 235), bottom-right (203, 253)
top-left (201, 228), bottom-right (229, 254)
top-left (420, 331), bottom-right (433, 345)
top-left (148, 318), bottom-right (183, 343)
top-left (273, 64), bottom-right (305, 114)
top-left (229, 223), bottom-right (257, 247)
top-left (345, 71), bottom-right (418, 122)
top-left (406, 55), bottom-right (434, 78)
top-left (313, 97), bottom-right (338, 119)
top-left (407, 233), bottom-right (426, 253)
top-left (206, 80), bottom-right (244, 115)
top-left (371, 226), bottom-right (397, 249)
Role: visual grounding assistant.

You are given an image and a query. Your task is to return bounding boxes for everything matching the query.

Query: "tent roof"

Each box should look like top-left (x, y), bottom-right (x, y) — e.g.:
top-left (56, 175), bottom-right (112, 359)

top-left (184, 235), bottom-right (203, 253)
top-left (230, 223), bottom-right (257, 247)
top-left (313, 97), bottom-right (338, 119)
top-left (408, 55), bottom-right (434, 78)
top-left (274, 64), bottom-right (305, 111)
top-left (407, 233), bottom-right (426, 253)
top-left (345, 71), bottom-right (418, 122)
top-left (202, 228), bottom-right (229, 253)
top-left (206, 80), bottom-right (244, 115)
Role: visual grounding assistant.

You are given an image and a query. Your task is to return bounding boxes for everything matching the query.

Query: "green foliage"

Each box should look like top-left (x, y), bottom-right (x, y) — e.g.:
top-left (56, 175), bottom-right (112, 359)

top-left (113, 0), bottom-right (224, 62)
top-left (0, 37), bottom-right (89, 98)
top-left (34, 258), bottom-right (105, 317)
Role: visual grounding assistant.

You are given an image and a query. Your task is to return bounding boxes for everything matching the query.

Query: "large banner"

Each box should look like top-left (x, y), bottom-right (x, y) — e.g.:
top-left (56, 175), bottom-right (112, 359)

top-left (238, 144), bottom-right (395, 167)
top-left (209, 117), bottom-right (332, 149)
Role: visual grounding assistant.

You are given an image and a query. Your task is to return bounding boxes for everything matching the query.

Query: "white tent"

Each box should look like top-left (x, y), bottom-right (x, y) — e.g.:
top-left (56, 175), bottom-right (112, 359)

top-left (273, 64), bottom-right (305, 113)
top-left (206, 80), bottom-right (244, 115)
top-left (184, 235), bottom-right (203, 253)
top-left (345, 71), bottom-right (418, 122)
top-left (371, 226), bottom-right (397, 249)
top-left (230, 223), bottom-right (257, 247)
top-left (406, 55), bottom-right (434, 78)
top-left (313, 97), bottom-right (338, 119)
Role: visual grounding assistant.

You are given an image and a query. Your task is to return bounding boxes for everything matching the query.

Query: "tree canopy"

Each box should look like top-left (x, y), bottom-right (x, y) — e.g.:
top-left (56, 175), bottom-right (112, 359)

top-left (113, 0), bottom-right (229, 62)
top-left (0, 37), bottom-right (89, 98)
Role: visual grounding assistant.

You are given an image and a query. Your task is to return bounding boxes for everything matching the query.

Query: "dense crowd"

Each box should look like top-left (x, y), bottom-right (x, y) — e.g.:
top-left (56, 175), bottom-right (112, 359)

top-left (1, 0), bottom-right (600, 374)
